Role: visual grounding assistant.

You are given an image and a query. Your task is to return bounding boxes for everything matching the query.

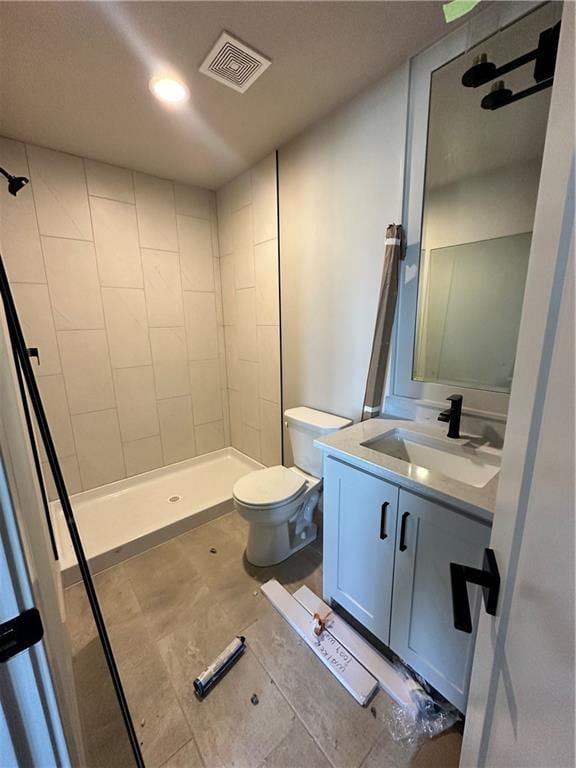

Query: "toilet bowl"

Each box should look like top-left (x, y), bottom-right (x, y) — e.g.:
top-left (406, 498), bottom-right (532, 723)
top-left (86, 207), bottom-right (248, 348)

top-left (233, 407), bottom-right (351, 566)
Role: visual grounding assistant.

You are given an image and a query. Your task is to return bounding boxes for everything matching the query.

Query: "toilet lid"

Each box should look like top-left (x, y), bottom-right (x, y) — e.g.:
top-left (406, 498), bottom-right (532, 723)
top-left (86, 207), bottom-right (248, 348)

top-left (233, 466), bottom-right (307, 507)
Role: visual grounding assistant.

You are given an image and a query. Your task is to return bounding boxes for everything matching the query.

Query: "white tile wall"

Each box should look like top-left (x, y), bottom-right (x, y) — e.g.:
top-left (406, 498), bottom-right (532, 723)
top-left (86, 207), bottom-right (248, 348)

top-left (90, 197), bottom-right (142, 288)
top-left (57, 329), bottom-right (115, 414)
top-left (158, 396), bottom-right (196, 464)
top-left (188, 360), bottom-right (222, 425)
top-left (218, 154), bottom-right (282, 465)
top-left (142, 249), bottom-right (184, 327)
top-left (216, 187), bottom-right (233, 257)
top-left (252, 154), bottom-right (278, 244)
top-left (72, 409), bottom-right (125, 489)
top-left (102, 287), bottom-right (151, 368)
top-left (113, 366), bottom-right (159, 442)
top-left (257, 325), bottom-right (281, 404)
top-left (134, 173), bottom-right (178, 252)
top-left (235, 288), bottom-right (258, 362)
top-left (36, 374), bottom-right (75, 459)
top-left (123, 435), bottom-right (163, 477)
top-left (232, 206), bottom-right (255, 288)
top-left (174, 183), bottom-right (213, 219)
top-left (254, 239), bottom-right (280, 325)
top-left (27, 145), bottom-right (92, 241)
top-left (183, 292), bottom-right (218, 360)
top-left (195, 421), bottom-right (225, 454)
top-left (228, 170), bottom-right (252, 212)
top-left (149, 327), bottom-right (189, 400)
top-left (4, 138), bottom-right (229, 496)
top-left (220, 255), bottom-right (235, 324)
top-left (239, 360), bottom-right (260, 429)
top-left (260, 399), bottom-right (282, 467)
top-left (177, 215), bottom-right (214, 291)
top-left (43, 237), bottom-right (104, 330)
top-left (85, 160), bottom-right (135, 204)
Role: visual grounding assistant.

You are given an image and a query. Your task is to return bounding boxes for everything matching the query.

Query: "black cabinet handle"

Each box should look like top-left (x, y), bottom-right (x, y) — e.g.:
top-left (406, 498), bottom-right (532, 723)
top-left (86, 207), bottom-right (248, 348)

top-left (379, 502), bottom-right (389, 539)
top-left (450, 548), bottom-right (500, 633)
top-left (399, 512), bottom-right (409, 551)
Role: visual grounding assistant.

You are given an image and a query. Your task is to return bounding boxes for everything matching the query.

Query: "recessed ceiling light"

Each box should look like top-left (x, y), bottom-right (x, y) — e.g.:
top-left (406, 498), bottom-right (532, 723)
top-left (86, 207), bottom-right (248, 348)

top-left (149, 76), bottom-right (189, 104)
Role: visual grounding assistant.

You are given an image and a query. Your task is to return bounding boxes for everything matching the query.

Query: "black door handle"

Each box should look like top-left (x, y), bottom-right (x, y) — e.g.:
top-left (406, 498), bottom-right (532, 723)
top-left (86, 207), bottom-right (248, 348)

top-left (379, 502), bottom-right (389, 539)
top-left (450, 548), bottom-right (500, 633)
top-left (399, 512), bottom-right (409, 551)
top-left (0, 608), bottom-right (44, 663)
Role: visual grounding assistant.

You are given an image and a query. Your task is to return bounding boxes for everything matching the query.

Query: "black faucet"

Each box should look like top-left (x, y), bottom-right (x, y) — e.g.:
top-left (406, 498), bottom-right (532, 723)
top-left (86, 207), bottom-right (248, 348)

top-left (438, 395), bottom-right (463, 439)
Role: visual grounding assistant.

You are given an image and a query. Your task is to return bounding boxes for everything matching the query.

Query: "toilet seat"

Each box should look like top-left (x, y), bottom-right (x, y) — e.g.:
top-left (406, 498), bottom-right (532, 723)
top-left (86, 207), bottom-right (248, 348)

top-left (233, 466), bottom-right (306, 508)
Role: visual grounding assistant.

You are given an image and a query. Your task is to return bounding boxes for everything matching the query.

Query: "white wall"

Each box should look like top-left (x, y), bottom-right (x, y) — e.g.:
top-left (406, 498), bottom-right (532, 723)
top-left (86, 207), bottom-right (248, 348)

top-left (0, 137), bottom-right (228, 495)
top-left (217, 154), bottom-right (282, 466)
top-left (278, 66), bottom-right (408, 453)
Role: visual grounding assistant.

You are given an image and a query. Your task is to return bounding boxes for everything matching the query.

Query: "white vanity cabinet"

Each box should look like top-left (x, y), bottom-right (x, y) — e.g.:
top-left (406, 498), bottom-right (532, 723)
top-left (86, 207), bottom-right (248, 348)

top-left (390, 489), bottom-right (491, 712)
top-left (323, 457), bottom-right (398, 644)
top-left (322, 456), bottom-right (492, 712)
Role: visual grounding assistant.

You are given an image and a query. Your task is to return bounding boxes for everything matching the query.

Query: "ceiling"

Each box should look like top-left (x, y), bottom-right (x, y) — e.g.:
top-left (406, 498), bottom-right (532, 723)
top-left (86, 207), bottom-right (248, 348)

top-left (0, 1), bottom-right (458, 190)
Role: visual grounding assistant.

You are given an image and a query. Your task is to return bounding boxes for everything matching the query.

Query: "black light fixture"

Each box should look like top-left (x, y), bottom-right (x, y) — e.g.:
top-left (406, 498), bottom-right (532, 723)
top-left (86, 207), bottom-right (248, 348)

top-left (462, 21), bottom-right (561, 111)
top-left (462, 53), bottom-right (497, 88)
top-left (0, 167), bottom-right (30, 196)
top-left (480, 80), bottom-right (513, 110)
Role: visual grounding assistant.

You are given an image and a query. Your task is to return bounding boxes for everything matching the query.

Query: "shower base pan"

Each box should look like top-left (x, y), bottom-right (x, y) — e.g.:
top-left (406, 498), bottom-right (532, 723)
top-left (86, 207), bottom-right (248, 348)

top-left (50, 448), bottom-right (261, 586)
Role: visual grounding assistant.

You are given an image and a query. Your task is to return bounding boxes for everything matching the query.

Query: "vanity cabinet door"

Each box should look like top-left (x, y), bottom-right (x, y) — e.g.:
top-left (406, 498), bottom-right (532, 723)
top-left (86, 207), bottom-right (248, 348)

top-left (390, 489), bottom-right (491, 712)
top-left (323, 457), bottom-right (398, 645)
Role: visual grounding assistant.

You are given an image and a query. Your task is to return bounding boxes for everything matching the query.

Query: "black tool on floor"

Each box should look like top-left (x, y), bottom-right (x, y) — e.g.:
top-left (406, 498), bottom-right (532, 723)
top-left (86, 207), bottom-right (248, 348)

top-left (194, 636), bottom-right (246, 699)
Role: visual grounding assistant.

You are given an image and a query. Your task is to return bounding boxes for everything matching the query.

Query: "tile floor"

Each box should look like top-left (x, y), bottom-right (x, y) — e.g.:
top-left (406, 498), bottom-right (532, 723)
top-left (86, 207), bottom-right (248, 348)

top-left (65, 511), bottom-right (462, 768)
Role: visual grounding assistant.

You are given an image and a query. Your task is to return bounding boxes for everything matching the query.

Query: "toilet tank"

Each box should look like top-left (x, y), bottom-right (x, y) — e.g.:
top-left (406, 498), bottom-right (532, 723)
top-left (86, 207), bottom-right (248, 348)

top-left (284, 407), bottom-right (352, 478)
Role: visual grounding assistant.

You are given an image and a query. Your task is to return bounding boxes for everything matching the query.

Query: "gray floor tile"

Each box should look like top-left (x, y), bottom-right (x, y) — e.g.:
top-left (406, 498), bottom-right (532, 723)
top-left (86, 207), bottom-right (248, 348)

top-left (210, 510), bottom-right (250, 544)
top-left (179, 516), bottom-right (244, 569)
top-left (359, 728), bottom-right (416, 768)
top-left (246, 609), bottom-right (387, 768)
top-left (73, 634), bottom-right (137, 768)
top-left (259, 719), bottom-right (333, 768)
top-left (123, 537), bottom-right (203, 641)
top-left (77, 566), bottom-right (192, 768)
top-left (159, 633), bottom-right (296, 768)
top-left (265, 546), bottom-right (323, 596)
top-left (156, 589), bottom-right (239, 674)
top-left (160, 738), bottom-right (204, 768)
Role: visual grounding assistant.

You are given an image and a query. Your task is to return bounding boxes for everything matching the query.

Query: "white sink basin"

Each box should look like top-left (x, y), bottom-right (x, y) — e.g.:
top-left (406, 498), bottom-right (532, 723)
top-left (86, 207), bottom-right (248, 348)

top-left (361, 428), bottom-right (500, 488)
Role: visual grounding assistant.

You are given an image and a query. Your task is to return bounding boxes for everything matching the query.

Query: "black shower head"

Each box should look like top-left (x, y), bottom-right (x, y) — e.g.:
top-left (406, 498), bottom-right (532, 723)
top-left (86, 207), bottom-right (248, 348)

top-left (462, 54), bottom-right (497, 87)
top-left (0, 167), bottom-right (30, 196)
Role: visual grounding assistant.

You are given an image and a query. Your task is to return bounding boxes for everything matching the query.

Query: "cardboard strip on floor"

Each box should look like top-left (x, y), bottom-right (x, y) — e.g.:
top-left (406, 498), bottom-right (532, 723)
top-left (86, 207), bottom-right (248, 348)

top-left (293, 585), bottom-right (420, 717)
top-left (260, 579), bottom-right (378, 706)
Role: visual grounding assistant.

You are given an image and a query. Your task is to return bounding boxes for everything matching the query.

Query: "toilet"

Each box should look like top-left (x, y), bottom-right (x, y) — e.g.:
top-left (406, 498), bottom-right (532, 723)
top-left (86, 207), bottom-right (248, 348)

top-left (233, 407), bottom-right (352, 566)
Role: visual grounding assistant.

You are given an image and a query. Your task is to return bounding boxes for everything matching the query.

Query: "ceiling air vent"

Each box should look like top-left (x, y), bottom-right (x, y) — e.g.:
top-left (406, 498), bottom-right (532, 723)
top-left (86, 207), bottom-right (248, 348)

top-left (199, 32), bottom-right (271, 93)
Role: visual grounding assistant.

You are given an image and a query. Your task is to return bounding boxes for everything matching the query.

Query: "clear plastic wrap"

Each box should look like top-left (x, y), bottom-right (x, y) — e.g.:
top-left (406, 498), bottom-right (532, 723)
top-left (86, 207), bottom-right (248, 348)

top-left (383, 663), bottom-right (461, 746)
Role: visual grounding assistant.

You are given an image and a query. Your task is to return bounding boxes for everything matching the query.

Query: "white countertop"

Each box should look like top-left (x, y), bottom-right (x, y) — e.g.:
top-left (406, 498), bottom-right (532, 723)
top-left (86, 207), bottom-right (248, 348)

top-left (315, 418), bottom-right (499, 522)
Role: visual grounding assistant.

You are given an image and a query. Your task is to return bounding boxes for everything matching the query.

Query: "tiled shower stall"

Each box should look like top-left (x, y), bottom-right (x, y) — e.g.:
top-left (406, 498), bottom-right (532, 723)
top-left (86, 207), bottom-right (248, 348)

top-left (0, 136), bottom-right (281, 497)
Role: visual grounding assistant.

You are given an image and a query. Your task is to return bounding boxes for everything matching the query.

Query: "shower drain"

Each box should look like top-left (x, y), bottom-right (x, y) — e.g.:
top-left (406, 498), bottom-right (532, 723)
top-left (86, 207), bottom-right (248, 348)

top-left (168, 494), bottom-right (183, 503)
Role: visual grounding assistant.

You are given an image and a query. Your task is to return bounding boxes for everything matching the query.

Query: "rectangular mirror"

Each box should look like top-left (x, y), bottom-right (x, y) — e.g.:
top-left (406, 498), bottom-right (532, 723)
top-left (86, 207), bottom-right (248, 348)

top-left (413, 2), bottom-right (561, 393)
